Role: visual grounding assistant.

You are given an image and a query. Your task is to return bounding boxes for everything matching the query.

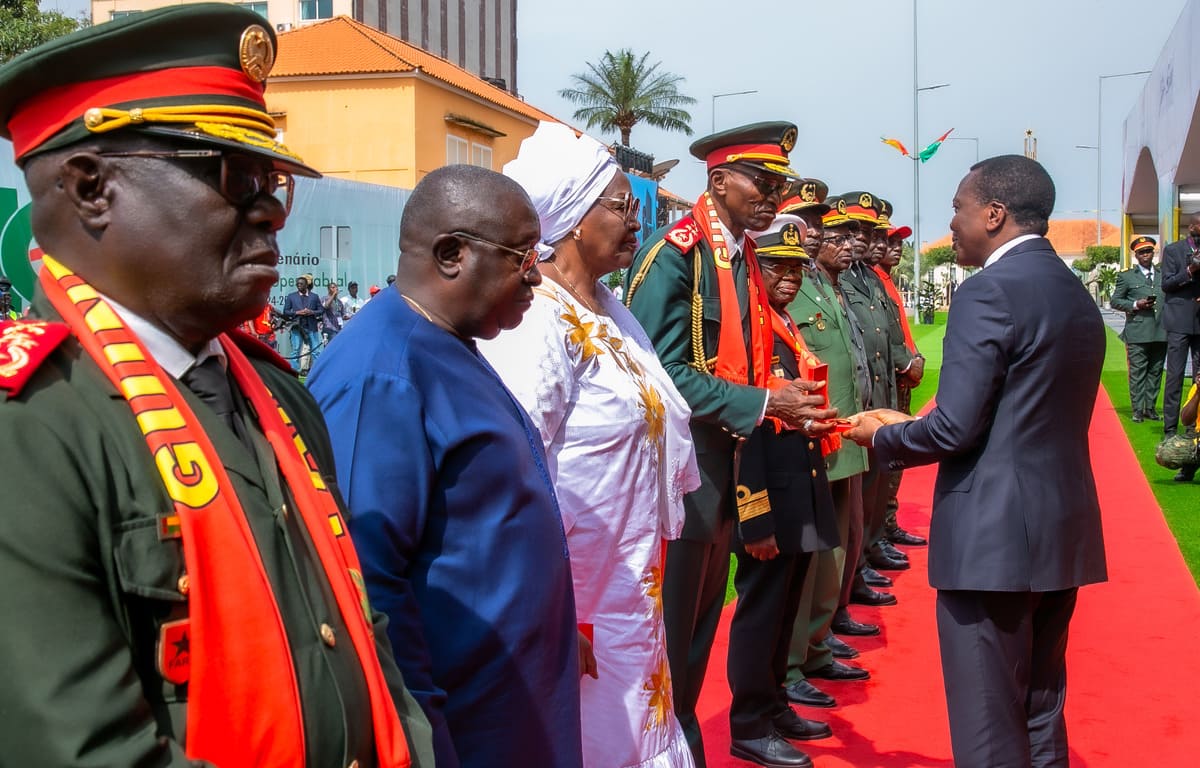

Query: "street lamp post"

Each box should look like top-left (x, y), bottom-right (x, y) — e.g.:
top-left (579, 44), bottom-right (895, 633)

top-left (1095, 70), bottom-right (1151, 245)
top-left (711, 90), bottom-right (758, 133)
top-left (946, 136), bottom-right (979, 163)
top-left (911, 74), bottom-right (950, 325)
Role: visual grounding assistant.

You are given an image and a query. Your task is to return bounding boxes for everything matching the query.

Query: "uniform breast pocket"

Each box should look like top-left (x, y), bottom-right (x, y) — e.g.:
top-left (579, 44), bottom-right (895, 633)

top-left (113, 519), bottom-right (192, 693)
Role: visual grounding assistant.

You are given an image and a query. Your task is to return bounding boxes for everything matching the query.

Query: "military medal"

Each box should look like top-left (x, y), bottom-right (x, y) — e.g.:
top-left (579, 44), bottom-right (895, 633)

top-left (815, 312), bottom-right (826, 331)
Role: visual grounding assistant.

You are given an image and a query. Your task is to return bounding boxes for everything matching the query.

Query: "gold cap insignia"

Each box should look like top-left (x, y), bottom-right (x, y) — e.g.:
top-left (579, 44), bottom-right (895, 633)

top-left (239, 25), bottom-right (275, 83)
top-left (781, 223), bottom-right (801, 247)
top-left (859, 192), bottom-right (873, 209)
top-left (781, 127), bottom-right (797, 153)
top-left (799, 182), bottom-right (817, 202)
top-left (837, 199), bottom-right (847, 214)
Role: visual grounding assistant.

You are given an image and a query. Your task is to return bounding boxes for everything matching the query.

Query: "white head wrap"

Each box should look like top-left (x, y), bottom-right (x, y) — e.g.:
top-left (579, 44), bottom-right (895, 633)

top-left (503, 121), bottom-right (621, 257)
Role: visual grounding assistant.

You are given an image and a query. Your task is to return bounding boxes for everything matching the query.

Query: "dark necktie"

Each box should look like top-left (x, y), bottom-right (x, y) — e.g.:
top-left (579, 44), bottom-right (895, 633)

top-left (181, 357), bottom-right (238, 433)
top-left (731, 249), bottom-right (750, 323)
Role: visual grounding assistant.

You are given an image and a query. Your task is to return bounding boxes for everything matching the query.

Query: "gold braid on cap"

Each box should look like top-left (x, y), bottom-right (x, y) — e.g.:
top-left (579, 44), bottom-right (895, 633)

top-left (81, 104), bottom-right (304, 162)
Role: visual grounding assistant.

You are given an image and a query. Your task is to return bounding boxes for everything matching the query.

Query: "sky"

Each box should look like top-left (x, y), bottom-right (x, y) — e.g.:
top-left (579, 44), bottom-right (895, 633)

top-left (38, 0), bottom-right (1190, 246)
top-left (513, 0), bottom-right (1189, 246)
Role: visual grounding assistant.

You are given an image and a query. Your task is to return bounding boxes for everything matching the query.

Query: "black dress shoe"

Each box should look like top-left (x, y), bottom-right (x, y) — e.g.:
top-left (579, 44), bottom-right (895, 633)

top-left (868, 551), bottom-right (910, 571)
top-left (860, 566), bottom-right (893, 587)
top-left (1146, 409), bottom-right (1162, 420)
top-left (772, 708), bottom-right (833, 741)
top-left (785, 679), bottom-right (837, 708)
top-left (851, 586), bottom-right (898, 606)
top-left (878, 540), bottom-right (908, 561)
top-left (831, 611), bottom-right (880, 636)
top-left (1175, 465), bottom-right (1198, 482)
top-left (887, 527), bottom-right (928, 546)
top-left (824, 632), bottom-right (859, 659)
top-left (1132, 411), bottom-right (1145, 423)
top-left (730, 733), bottom-right (813, 767)
top-left (807, 660), bottom-right (870, 681)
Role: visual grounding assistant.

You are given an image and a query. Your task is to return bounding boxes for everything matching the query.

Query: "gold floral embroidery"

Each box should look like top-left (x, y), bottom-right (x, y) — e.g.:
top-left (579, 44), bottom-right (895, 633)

top-left (644, 653), bottom-right (673, 731)
top-left (561, 304), bottom-right (603, 363)
top-left (638, 379), bottom-right (665, 447)
top-left (0, 323), bottom-right (47, 378)
top-left (643, 565), bottom-right (664, 617)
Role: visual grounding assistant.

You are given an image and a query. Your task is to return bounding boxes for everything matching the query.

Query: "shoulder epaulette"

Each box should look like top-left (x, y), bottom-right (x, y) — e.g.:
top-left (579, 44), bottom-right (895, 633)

top-left (227, 327), bottom-right (295, 376)
top-left (664, 217), bottom-right (702, 252)
top-left (0, 320), bottom-right (71, 398)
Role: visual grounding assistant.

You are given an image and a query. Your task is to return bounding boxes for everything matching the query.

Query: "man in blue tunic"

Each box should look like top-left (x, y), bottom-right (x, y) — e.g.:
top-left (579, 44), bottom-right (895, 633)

top-left (308, 165), bottom-right (582, 768)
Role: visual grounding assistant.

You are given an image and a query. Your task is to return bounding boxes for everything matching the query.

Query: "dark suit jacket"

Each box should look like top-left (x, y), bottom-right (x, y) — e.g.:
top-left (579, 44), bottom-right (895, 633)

top-left (625, 217), bottom-right (767, 542)
top-left (1160, 237), bottom-right (1200, 334)
top-left (1110, 266), bottom-right (1166, 343)
top-left (873, 237), bottom-right (1108, 592)
top-left (734, 333), bottom-right (839, 554)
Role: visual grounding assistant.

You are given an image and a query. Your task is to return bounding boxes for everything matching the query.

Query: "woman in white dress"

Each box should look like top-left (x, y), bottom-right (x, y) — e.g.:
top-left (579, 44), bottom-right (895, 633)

top-left (481, 122), bottom-right (699, 768)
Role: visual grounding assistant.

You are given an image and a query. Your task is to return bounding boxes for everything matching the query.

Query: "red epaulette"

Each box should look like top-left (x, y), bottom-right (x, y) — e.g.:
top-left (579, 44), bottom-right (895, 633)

top-left (664, 217), bottom-right (702, 252)
top-left (0, 320), bottom-right (71, 398)
top-left (227, 327), bottom-right (295, 376)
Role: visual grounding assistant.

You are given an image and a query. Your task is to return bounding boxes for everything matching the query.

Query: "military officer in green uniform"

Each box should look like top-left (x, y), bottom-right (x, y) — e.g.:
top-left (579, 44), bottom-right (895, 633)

top-left (0, 276), bottom-right (20, 319)
top-left (0, 6), bottom-right (433, 766)
top-left (839, 194), bottom-right (912, 585)
top-left (624, 121), bottom-right (836, 768)
top-left (780, 178), bottom-right (830, 260)
top-left (1111, 235), bottom-right (1168, 421)
top-left (782, 194), bottom-right (874, 710)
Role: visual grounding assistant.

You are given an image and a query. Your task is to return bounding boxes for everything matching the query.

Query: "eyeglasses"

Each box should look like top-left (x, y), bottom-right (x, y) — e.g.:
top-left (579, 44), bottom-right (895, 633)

top-left (726, 165), bottom-right (790, 199)
top-left (758, 260), bottom-right (809, 278)
top-left (822, 234), bottom-right (855, 246)
top-left (97, 149), bottom-right (295, 214)
top-left (450, 231), bottom-right (540, 273)
top-left (595, 193), bottom-right (642, 224)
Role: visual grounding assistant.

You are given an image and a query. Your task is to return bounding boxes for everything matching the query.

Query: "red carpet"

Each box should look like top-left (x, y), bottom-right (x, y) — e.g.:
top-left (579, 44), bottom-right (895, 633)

top-left (696, 388), bottom-right (1200, 767)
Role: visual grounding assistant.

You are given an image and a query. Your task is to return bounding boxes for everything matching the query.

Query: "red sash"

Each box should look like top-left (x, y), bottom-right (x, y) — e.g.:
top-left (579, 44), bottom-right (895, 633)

top-left (39, 256), bottom-right (410, 768)
top-left (769, 308), bottom-right (842, 455)
top-left (872, 265), bottom-right (916, 354)
top-left (691, 193), bottom-right (777, 391)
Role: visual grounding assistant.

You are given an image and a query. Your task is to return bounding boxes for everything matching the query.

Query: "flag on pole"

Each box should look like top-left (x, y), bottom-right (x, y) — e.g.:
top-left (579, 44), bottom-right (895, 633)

top-left (918, 128), bottom-right (954, 163)
top-left (881, 137), bottom-right (910, 156)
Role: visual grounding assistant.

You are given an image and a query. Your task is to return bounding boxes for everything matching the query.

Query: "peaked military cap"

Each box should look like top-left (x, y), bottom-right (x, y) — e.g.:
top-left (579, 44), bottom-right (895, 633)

top-left (837, 191), bottom-right (880, 224)
top-left (874, 198), bottom-right (894, 229)
top-left (690, 120), bottom-right (801, 180)
top-left (779, 178), bottom-right (830, 216)
top-left (749, 214), bottom-right (810, 260)
top-left (0, 3), bottom-right (318, 176)
top-left (1130, 235), bottom-right (1157, 253)
top-left (888, 225), bottom-right (913, 240)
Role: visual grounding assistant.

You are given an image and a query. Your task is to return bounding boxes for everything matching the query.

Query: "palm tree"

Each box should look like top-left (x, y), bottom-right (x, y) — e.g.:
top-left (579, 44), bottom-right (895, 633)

top-left (559, 49), bottom-right (696, 146)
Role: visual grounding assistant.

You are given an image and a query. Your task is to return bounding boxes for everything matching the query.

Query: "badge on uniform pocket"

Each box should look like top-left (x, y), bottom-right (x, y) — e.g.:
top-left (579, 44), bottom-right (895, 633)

top-left (157, 618), bottom-right (191, 685)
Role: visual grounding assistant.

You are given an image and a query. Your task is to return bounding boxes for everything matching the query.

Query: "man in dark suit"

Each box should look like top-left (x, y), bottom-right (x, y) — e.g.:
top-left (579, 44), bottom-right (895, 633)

top-left (1111, 236), bottom-right (1167, 422)
top-left (727, 215), bottom-right (841, 768)
top-left (846, 155), bottom-right (1108, 767)
top-left (1160, 212), bottom-right (1200, 447)
top-left (624, 122), bottom-right (835, 767)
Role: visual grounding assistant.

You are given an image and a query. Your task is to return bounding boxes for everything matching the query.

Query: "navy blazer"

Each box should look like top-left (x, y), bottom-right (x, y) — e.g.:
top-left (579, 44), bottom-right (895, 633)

top-left (873, 237), bottom-right (1108, 592)
top-left (1160, 237), bottom-right (1200, 334)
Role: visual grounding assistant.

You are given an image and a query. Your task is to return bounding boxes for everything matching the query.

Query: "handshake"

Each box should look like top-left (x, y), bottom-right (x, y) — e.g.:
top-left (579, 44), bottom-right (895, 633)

top-left (841, 408), bottom-right (917, 446)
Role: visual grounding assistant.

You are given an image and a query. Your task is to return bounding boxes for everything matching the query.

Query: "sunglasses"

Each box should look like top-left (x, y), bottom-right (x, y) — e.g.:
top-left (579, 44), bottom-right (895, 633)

top-left (758, 259), bottom-right (809, 277)
top-left (595, 193), bottom-right (642, 224)
top-left (97, 149), bottom-right (295, 214)
top-left (822, 233), bottom-right (855, 246)
top-left (450, 231), bottom-right (540, 273)
top-left (726, 165), bottom-right (790, 198)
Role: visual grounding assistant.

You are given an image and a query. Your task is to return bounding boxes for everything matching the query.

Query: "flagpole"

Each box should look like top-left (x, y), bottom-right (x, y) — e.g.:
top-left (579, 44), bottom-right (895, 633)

top-left (912, 0), bottom-right (920, 325)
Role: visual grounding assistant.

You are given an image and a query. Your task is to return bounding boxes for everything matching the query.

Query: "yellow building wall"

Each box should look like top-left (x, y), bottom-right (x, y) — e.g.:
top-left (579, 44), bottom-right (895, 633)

top-left (266, 77), bottom-right (418, 187)
top-left (411, 82), bottom-right (539, 181)
top-left (267, 75), bottom-right (542, 189)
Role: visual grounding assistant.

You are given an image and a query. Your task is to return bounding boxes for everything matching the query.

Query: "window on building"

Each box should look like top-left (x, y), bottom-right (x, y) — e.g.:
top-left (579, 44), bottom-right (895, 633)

top-left (238, 1), bottom-right (269, 19)
top-left (470, 142), bottom-right (493, 170)
top-left (299, 0), bottom-right (333, 21)
top-left (446, 134), bottom-right (469, 165)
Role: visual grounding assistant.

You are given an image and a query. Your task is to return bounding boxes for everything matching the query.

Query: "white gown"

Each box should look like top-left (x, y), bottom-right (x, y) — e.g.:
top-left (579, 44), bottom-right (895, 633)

top-left (481, 277), bottom-right (699, 768)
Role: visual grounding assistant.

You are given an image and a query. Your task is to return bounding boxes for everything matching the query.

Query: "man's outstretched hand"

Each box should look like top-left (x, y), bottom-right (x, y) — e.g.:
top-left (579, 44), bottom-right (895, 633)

top-left (844, 408), bottom-right (915, 446)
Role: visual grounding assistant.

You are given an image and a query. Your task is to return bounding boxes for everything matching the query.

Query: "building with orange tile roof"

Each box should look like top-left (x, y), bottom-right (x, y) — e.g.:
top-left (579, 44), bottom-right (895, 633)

top-left (265, 15), bottom-right (560, 187)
